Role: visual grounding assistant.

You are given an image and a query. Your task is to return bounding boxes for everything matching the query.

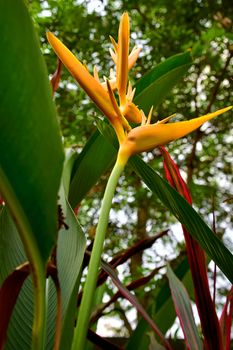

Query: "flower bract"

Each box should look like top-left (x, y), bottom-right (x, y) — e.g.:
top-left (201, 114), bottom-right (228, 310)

top-left (47, 13), bottom-right (232, 164)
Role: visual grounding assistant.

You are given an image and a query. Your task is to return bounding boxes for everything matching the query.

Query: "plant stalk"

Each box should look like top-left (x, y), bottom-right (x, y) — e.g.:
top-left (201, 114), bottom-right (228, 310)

top-left (71, 155), bottom-right (126, 350)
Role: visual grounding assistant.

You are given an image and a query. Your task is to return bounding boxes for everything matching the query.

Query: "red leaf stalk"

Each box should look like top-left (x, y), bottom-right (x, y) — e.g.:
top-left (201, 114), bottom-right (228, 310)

top-left (160, 146), bottom-right (223, 350)
top-left (50, 59), bottom-right (62, 94)
top-left (0, 263), bottom-right (30, 350)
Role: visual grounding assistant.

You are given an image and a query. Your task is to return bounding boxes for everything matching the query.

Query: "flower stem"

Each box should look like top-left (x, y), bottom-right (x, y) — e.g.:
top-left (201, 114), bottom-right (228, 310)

top-left (71, 156), bottom-right (126, 350)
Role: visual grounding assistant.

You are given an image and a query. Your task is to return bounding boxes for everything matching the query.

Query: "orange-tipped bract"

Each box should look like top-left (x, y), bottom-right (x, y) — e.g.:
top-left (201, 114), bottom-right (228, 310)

top-left (47, 14), bottom-right (232, 163)
top-left (118, 106), bottom-right (232, 163)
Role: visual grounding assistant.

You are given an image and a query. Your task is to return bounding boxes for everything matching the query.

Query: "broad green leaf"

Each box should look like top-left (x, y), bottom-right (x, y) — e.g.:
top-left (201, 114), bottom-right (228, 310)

top-left (69, 131), bottom-right (117, 208)
top-left (134, 51), bottom-right (192, 113)
top-left (0, 3), bottom-right (64, 345)
top-left (130, 156), bottom-right (233, 283)
top-left (167, 265), bottom-right (202, 350)
top-left (0, 0), bottom-right (64, 263)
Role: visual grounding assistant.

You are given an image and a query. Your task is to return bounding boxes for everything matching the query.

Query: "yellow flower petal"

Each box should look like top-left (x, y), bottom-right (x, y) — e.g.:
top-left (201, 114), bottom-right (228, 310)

top-left (47, 31), bottom-right (117, 124)
top-left (123, 101), bottom-right (142, 123)
top-left (117, 12), bottom-right (129, 106)
top-left (119, 106), bottom-right (232, 160)
top-left (128, 46), bottom-right (141, 69)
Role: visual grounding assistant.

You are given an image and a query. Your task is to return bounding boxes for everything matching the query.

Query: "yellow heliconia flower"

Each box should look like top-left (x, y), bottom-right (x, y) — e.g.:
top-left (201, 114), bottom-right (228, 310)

top-left (46, 31), bottom-right (126, 143)
top-left (47, 13), bottom-right (232, 165)
top-left (118, 106), bottom-right (232, 164)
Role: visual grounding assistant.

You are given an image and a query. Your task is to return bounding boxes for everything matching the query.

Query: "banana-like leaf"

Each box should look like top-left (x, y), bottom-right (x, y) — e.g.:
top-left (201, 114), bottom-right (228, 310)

top-left (0, 0), bottom-right (64, 264)
top-left (0, 2), bottom-right (64, 346)
top-left (167, 265), bottom-right (202, 350)
top-left (69, 51), bottom-right (192, 208)
top-left (134, 51), bottom-right (192, 113)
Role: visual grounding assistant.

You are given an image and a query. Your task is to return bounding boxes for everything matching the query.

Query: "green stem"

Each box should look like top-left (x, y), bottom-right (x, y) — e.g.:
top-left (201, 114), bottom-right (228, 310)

top-left (71, 156), bottom-right (126, 350)
top-left (31, 267), bottom-right (46, 350)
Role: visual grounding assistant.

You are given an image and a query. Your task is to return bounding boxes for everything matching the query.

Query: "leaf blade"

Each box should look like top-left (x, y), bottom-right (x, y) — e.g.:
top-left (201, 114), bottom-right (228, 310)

top-left (0, 0), bottom-right (64, 262)
top-left (167, 265), bottom-right (202, 350)
top-left (134, 51), bottom-right (192, 113)
top-left (130, 156), bottom-right (233, 283)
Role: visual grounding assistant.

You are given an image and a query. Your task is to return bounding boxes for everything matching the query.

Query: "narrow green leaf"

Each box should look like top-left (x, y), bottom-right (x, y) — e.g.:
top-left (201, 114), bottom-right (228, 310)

top-left (134, 51), bottom-right (192, 113)
top-left (58, 158), bottom-right (86, 350)
top-left (126, 257), bottom-right (191, 350)
top-left (63, 150), bottom-right (78, 198)
top-left (147, 332), bottom-right (166, 350)
top-left (101, 261), bottom-right (172, 350)
top-left (167, 265), bottom-right (202, 350)
top-left (130, 156), bottom-right (233, 283)
top-left (57, 196), bottom-right (86, 350)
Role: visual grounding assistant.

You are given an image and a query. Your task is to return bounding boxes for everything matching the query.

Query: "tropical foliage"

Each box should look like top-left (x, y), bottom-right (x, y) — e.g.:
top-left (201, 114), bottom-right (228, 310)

top-left (0, 1), bottom-right (232, 349)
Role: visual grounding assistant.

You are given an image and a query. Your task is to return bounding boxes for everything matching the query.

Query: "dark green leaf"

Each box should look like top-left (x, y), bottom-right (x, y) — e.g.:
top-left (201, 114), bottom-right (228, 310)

top-left (130, 156), bottom-right (233, 283)
top-left (0, 0), bottom-right (64, 262)
top-left (134, 51), bottom-right (192, 113)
